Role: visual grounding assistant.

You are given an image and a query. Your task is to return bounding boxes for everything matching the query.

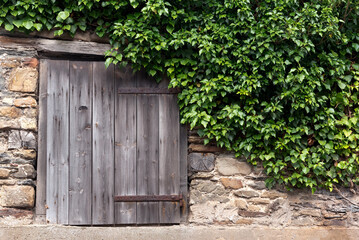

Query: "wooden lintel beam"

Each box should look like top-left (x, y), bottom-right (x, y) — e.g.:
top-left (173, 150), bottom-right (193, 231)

top-left (0, 35), bottom-right (111, 56)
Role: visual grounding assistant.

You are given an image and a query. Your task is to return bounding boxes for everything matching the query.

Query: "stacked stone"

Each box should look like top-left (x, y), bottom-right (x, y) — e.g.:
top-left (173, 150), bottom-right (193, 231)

top-left (0, 53), bottom-right (38, 224)
top-left (188, 130), bottom-right (359, 227)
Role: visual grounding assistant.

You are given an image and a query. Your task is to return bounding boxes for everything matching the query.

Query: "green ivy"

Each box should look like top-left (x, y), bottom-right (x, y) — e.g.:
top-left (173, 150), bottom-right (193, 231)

top-left (1, 0), bottom-right (359, 192)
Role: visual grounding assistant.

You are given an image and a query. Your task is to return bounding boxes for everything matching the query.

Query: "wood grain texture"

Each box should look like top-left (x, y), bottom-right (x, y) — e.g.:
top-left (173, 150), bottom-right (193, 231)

top-left (36, 59), bottom-right (48, 217)
top-left (0, 36), bottom-right (110, 56)
top-left (46, 60), bottom-right (70, 224)
top-left (159, 94), bottom-right (180, 223)
top-left (136, 94), bottom-right (159, 224)
top-left (69, 61), bottom-right (93, 225)
top-left (92, 62), bottom-right (115, 225)
top-left (179, 124), bottom-right (188, 222)
top-left (115, 66), bottom-right (138, 224)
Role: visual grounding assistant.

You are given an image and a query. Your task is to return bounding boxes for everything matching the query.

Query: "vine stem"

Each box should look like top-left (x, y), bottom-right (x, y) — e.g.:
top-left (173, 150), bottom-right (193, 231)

top-left (333, 186), bottom-right (359, 208)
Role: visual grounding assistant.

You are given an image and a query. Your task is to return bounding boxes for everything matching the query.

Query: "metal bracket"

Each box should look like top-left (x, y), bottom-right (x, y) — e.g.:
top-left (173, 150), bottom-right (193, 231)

top-left (114, 194), bottom-right (184, 207)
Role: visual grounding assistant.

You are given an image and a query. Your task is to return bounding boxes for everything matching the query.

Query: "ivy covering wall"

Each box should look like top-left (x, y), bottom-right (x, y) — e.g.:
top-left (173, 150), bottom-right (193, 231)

top-left (1, 0), bottom-right (359, 192)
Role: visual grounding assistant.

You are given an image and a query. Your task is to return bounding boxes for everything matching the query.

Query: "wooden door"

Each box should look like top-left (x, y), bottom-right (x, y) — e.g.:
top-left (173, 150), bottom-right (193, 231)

top-left (39, 59), bottom-right (187, 225)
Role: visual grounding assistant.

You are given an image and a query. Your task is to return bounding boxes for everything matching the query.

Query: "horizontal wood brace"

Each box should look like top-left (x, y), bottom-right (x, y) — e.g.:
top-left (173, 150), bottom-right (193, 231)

top-left (114, 194), bottom-right (183, 202)
top-left (118, 88), bottom-right (181, 94)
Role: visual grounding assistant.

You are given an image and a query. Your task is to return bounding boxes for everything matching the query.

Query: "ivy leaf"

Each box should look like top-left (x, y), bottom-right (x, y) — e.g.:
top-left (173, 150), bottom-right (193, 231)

top-left (4, 23), bottom-right (14, 31)
top-left (57, 11), bottom-right (70, 21)
top-left (23, 20), bottom-right (33, 30)
top-left (166, 25), bottom-right (174, 34)
top-left (353, 43), bottom-right (359, 52)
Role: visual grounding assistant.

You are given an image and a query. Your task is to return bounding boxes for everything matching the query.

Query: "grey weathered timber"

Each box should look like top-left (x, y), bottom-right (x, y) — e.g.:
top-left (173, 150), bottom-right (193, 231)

top-left (115, 66), bottom-right (137, 224)
top-left (69, 61), bottom-right (93, 225)
top-left (179, 124), bottom-right (188, 222)
top-left (136, 94), bottom-right (160, 224)
top-left (92, 62), bottom-right (115, 225)
top-left (46, 60), bottom-right (70, 224)
top-left (0, 36), bottom-right (110, 56)
top-left (36, 60), bottom-right (48, 219)
top-left (159, 95), bottom-right (180, 223)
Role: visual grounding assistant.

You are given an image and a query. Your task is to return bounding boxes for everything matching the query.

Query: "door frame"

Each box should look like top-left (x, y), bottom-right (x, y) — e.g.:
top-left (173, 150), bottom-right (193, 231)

top-left (35, 57), bottom-right (188, 224)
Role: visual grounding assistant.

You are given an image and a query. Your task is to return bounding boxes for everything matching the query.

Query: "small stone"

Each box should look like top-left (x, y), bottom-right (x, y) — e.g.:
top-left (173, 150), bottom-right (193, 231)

top-left (8, 67), bottom-right (38, 93)
top-left (298, 208), bottom-right (321, 218)
top-left (24, 108), bottom-right (38, 118)
top-left (0, 137), bottom-right (7, 153)
top-left (234, 190), bottom-right (259, 198)
top-left (23, 58), bottom-right (39, 68)
top-left (190, 171), bottom-right (214, 179)
top-left (2, 97), bottom-right (14, 105)
top-left (14, 97), bottom-right (37, 107)
top-left (20, 117), bottom-right (37, 130)
top-left (235, 219), bottom-right (253, 225)
top-left (0, 107), bottom-right (22, 118)
top-left (189, 153), bottom-right (215, 172)
top-left (216, 158), bottom-right (252, 176)
top-left (0, 119), bottom-right (20, 129)
top-left (220, 178), bottom-right (243, 189)
top-left (8, 130), bottom-right (36, 149)
top-left (247, 181), bottom-right (267, 190)
top-left (234, 199), bottom-right (248, 210)
top-left (0, 168), bottom-right (10, 179)
top-left (238, 210), bottom-right (267, 218)
top-left (261, 190), bottom-right (288, 199)
top-left (0, 179), bottom-right (17, 185)
top-left (247, 204), bottom-right (263, 212)
top-left (248, 198), bottom-right (271, 205)
top-left (13, 149), bottom-right (36, 159)
top-left (322, 210), bottom-right (346, 219)
top-left (1, 185), bottom-right (35, 208)
top-left (13, 164), bottom-right (36, 179)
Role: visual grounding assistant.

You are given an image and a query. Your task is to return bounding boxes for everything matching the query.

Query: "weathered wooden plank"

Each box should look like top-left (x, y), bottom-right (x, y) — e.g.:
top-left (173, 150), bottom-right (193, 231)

top-left (0, 36), bottom-right (110, 56)
top-left (92, 62), bottom-right (115, 225)
top-left (69, 61), bottom-right (93, 225)
top-left (179, 124), bottom-right (188, 222)
top-left (46, 60), bottom-right (70, 224)
top-left (136, 94), bottom-right (159, 224)
top-left (36, 59), bottom-right (48, 219)
top-left (159, 94), bottom-right (181, 223)
top-left (115, 66), bottom-right (137, 224)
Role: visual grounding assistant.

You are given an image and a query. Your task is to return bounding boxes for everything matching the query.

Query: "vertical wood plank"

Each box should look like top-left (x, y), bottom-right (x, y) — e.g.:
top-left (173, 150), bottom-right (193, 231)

top-left (92, 62), bottom-right (115, 225)
top-left (115, 66), bottom-right (137, 224)
top-left (69, 61), bottom-right (92, 225)
top-left (159, 95), bottom-right (180, 223)
top-left (179, 124), bottom-right (188, 222)
top-left (136, 94), bottom-right (159, 224)
top-left (36, 59), bottom-right (48, 219)
top-left (46, 60), bottom-right (70, 224)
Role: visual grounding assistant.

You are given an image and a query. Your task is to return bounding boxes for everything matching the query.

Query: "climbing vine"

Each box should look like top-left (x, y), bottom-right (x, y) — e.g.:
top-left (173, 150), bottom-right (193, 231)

top-left (1, 0), bottom-right (359, 192)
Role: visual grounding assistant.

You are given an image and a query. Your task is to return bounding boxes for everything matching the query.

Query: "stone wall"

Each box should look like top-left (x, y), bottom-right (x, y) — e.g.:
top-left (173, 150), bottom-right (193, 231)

top-left (0, 49), bottom-right (38, 224)
top-left (188, 130), bottom-right (359, 227)
top-left (1, 38), bottom-right (359, 228)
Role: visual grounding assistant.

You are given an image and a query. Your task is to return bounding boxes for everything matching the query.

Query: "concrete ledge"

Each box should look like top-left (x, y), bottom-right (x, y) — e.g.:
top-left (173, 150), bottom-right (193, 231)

top-left (1, 225), bottom-right (359, 240)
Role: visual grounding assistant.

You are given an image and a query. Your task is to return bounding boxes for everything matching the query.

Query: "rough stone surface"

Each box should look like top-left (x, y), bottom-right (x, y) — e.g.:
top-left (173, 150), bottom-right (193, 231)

top-left (14, 97), bottom-right (37, 108)
top-left (8, 131), bottom-right (36, 149)
top-left (216, 157), bottom-right (252, 176)
top-left (189, 153), bottom-right (215, 172)
top-left (19, 117), bottom-right (37, 131)
top-left (0, 107), bottom-right (21, 118)
top-left (8, 67), bottom-right (38, 93)
top-left (12, 149), bottom-right (36, 159)
top-left (0, 119), bottom-right (20, 130)
top-left (234, 190), bottom-right (260, 199)
top-left (13, 165), bottom-right (36, 179)
top-left (220, 178), bottom-right (243, 189)
top-left (0, 185), bottom-right (35, 208)
top-left (261, 191), bottom-right (288, 199)
top-left (0, 168), bottom-right (10, 179)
